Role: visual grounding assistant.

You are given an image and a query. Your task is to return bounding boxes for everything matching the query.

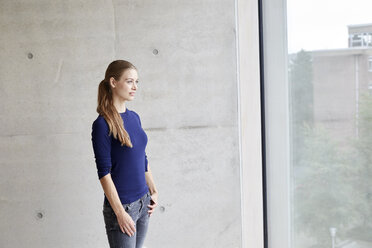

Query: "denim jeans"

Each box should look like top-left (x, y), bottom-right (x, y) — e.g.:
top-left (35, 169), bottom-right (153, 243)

top-left (102, 191), bottom-right (151, 248)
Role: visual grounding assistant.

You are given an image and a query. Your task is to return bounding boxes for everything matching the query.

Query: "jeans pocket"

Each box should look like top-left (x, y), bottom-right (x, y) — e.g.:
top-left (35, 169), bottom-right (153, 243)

top-left (124, 202), bottom-right (135, 212)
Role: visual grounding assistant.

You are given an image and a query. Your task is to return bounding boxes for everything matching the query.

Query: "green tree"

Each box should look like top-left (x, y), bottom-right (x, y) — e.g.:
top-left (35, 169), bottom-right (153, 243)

top-left (344, 92), bottom-right (372, 241)
top-left (294, 123), bottom-right (355, 248)
top-left (289, 49), bottom-right (314, 165)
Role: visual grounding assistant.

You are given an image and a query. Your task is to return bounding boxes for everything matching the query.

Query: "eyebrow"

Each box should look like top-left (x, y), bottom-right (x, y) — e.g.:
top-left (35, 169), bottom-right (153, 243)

top-left (126, 78), bottom-right (139, 81)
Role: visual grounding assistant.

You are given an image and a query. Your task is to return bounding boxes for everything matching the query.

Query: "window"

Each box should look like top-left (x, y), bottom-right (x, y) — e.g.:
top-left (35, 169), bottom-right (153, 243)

top-left (262, 0), bottom-right (372, 247)
top-left (349, 33), bottom-right (372, 47)
top-left (351, 34), bottom-right (363, 47)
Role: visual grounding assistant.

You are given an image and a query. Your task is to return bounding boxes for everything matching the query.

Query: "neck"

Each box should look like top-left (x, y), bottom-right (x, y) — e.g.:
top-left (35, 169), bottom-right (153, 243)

top-left (112, 96), bottom-right (126, 113)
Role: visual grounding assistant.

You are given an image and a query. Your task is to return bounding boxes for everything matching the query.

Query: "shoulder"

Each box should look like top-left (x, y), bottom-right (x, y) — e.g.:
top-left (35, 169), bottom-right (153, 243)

top-left (130, 109), bottom-right (140, 118)
top-left (92, 115), bottom-right (109, 131)
top-left (128, 109), bottom-right (143, 126)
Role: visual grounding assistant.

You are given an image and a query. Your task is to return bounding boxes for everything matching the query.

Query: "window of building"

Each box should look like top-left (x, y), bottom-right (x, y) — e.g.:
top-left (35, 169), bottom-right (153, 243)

top-left (350, 34), bottom-right (363, 47)
top-left (349, 33), bottom-right (372, 47)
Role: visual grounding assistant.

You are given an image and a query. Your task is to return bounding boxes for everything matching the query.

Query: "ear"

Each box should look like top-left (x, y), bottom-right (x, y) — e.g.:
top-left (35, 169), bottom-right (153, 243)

top-left (109, 77), bottom-right (116, 89)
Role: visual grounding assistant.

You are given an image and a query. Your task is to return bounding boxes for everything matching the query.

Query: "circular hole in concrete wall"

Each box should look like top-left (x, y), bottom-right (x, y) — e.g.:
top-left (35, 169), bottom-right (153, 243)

top-left (27, 53), bottom-right (33, 59)
top-left (35, 210), bottom-right (45, 220)
top-left (152, 49), bottom-right (159, 55)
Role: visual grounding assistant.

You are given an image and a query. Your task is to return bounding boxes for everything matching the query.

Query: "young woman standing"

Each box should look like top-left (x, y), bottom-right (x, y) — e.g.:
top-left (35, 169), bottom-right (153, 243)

top-left (91, 60), bottom-right (158, 248)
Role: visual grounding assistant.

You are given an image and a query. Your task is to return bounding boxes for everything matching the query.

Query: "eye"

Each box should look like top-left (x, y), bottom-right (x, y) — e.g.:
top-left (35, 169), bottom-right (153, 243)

top-left (126, 80), bottom-right (139, 84)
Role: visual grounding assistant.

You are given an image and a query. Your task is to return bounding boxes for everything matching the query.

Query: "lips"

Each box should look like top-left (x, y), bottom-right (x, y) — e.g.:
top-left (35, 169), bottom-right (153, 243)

top-left (130, 92), bottom-right (135, 95)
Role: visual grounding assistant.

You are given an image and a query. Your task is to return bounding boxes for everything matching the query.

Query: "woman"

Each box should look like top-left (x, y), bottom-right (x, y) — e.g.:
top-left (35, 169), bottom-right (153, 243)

top-left (91, 60), bottom-right (158, 248)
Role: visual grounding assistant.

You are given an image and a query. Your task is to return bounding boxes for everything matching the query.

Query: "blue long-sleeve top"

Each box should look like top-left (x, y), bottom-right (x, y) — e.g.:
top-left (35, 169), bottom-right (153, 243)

top-left (91, 107), bottom-right (149, 204)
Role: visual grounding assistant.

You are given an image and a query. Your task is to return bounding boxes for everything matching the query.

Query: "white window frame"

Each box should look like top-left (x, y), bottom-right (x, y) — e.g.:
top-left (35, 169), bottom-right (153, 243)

top-left (235, 0), bottom-right (264, 247)
top-left (236, 0), bottom-right (291, 247)
top-left (261, 0), bottom-right (292, 247)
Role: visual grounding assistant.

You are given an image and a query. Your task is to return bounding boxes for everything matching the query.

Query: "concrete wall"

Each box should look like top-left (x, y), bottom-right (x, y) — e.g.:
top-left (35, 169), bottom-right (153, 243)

top-left (0, 0), bottom-right (241, 247)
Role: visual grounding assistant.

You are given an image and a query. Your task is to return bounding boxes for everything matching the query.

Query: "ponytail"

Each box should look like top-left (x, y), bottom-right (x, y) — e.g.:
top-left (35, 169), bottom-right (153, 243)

top-left (96, 60), bottom-right (137, 147)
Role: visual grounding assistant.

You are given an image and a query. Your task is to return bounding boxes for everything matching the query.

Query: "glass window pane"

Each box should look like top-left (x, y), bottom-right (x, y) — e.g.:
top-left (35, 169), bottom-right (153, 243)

top-left (263, 1), bottom-right (372, 247)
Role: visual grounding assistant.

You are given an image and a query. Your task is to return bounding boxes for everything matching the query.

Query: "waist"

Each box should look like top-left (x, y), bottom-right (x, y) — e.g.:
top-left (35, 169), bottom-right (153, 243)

top-left (104, 186), bottom-right (149, 205)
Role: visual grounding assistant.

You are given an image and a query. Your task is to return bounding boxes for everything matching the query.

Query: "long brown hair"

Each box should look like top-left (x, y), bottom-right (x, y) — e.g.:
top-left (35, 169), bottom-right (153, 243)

top-left (96, 60), bottom-right (137, 147)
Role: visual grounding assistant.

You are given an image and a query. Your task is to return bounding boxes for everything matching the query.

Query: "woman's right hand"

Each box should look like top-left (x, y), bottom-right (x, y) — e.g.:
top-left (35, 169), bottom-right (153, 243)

top-left (116, 210), bottom-right (136, 236)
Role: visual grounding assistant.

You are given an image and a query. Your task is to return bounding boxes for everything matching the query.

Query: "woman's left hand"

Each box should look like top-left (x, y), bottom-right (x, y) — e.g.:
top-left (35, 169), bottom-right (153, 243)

top-left (147, 192), bottom-right (158, 217)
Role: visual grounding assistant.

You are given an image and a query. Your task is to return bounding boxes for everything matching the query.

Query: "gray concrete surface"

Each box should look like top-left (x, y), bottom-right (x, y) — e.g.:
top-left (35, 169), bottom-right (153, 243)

top-left (0, 0), bottom-right (241, 247)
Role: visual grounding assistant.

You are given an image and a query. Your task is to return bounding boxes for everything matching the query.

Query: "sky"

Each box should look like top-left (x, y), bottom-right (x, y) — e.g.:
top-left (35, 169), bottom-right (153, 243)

top-left (286, 0), bottom-right (372, 53)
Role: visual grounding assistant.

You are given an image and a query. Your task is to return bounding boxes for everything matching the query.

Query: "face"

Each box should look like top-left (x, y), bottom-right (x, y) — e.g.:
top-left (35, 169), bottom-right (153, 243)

top-left (109, 68), bottom-right (138, 101)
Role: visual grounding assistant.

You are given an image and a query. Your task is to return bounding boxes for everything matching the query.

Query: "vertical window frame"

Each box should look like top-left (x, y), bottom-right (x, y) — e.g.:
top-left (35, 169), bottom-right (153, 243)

top-left (235, 0), bottom-right (265, 247)
top-left (261, 0), bottom-right (292, 247)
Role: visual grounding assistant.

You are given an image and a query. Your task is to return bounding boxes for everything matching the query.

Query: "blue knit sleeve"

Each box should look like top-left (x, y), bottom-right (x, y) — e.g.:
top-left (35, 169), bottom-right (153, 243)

top-left (91, 116), bottom-right (112, 179)
top-left (133, 111), bottom-right (149, 172)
